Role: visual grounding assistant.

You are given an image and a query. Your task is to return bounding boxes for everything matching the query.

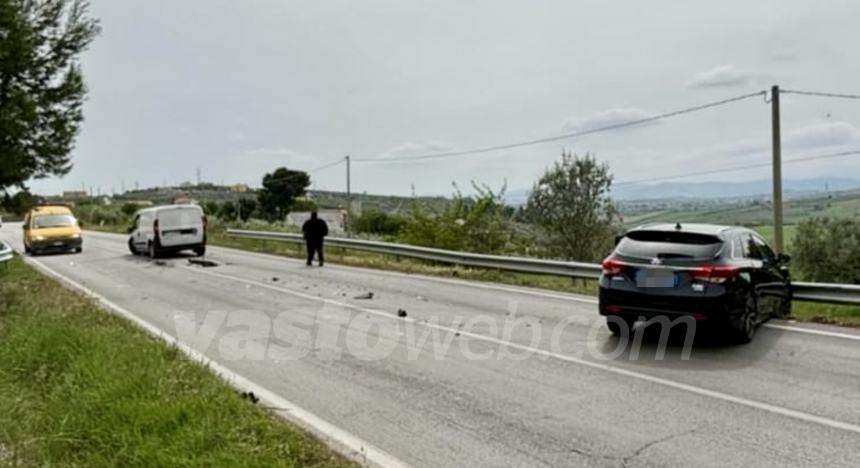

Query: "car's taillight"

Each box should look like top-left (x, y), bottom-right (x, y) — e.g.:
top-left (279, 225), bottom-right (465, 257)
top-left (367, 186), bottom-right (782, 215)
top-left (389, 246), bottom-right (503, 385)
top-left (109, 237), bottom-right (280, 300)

top-left (691, 265), bottom-right (739, 284)
top-left (602, 257), bottom-right (624, 275)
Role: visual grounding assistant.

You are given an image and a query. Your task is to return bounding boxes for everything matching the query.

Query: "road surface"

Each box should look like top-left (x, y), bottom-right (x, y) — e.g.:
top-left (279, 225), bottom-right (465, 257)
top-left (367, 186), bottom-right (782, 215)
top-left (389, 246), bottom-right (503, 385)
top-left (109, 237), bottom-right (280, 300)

top-left (1, 226), bottom-right (858, 467)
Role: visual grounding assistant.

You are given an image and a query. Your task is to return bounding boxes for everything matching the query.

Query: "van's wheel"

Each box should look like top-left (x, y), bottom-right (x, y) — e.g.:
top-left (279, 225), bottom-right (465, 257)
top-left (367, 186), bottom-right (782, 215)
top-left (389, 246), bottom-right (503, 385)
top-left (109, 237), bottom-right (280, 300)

top-left (128, 239), bottom-right (138, 255)
top-left (728, 294), bottom-right (757, 344)
top-left (193, 246), bottom-right (206, 257)
top-left (606, 315), bottom-right (636, 336)
top-left (24, 244), bottom-right (31, 254)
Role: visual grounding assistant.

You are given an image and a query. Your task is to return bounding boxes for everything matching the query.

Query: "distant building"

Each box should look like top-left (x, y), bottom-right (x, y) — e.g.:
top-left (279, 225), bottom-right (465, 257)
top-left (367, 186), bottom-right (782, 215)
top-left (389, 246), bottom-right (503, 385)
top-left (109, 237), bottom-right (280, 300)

top-left (230, 184), bottom-right (249, 193)
top-left (62, 190), bottom-right (88, 199)
top-left (287, 209), bottom-right (347, 233)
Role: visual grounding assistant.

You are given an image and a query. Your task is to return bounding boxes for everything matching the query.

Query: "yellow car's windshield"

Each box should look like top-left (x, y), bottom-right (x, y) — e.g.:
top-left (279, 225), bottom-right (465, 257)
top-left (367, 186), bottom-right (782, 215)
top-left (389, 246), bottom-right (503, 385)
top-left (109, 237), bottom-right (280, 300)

top-left (32, 214), bottom-right (76, 229)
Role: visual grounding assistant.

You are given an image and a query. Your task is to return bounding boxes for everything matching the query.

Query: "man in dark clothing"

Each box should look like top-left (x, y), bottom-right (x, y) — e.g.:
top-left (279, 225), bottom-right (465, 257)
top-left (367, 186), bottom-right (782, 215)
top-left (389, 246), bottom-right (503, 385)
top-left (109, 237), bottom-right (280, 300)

top-left (302, 211), bottom-right (329, 266)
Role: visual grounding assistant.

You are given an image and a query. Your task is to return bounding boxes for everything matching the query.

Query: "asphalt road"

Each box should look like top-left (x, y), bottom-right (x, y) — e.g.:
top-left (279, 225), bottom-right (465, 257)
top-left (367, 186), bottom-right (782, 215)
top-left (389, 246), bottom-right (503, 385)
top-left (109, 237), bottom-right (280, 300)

top-left (1, 226), bottom-right (859, 467)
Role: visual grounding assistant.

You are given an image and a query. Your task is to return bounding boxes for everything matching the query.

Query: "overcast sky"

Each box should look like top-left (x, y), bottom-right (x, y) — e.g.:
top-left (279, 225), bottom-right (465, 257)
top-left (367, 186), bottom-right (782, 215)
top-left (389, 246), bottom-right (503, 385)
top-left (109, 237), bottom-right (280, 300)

top-left (28, 0), bottom-right (860, 196)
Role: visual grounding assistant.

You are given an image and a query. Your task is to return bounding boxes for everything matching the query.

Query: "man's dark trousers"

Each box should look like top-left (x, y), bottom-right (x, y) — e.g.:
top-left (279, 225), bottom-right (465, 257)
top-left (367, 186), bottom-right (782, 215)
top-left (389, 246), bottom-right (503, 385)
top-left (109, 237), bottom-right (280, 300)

top-left (306, 240), bottom-right (324, 266)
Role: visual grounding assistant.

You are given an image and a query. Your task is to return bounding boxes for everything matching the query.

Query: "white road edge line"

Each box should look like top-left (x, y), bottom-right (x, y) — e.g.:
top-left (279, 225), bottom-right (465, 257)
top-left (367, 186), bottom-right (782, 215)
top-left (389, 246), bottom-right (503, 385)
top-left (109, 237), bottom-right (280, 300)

top-left (83, 229), bottom-right (860, 342)
top-left (185, 265), bottom-right (860, 436)
top-left (18, 253), bottom-right (413, 468)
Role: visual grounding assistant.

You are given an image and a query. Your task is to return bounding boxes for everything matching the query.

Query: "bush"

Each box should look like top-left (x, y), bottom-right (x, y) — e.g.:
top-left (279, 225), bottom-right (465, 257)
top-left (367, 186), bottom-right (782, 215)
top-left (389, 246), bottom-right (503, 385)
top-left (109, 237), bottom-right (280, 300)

top-left (352, 209), bottom-right (405, 237)
top-left (792, 218), bottom-right (860, 283)
top-left (397, 183), bottom-right (511, 254)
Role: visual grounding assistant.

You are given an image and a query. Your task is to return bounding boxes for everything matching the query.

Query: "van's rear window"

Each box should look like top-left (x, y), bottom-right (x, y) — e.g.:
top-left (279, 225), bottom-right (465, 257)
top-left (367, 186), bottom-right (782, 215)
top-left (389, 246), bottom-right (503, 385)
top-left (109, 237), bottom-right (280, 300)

top-left (159, 207), bottom-right (202, 227)
top-left (616, 230), bottom-right (723, 259)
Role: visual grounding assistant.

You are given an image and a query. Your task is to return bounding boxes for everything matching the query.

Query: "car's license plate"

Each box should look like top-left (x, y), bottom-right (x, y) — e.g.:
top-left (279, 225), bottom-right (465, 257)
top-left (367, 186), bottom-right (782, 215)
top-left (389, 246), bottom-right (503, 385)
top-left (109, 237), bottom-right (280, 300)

top-left (636, 269), bottom-right (677, 288)
top-left (52, 241), bottom-right (64, 246)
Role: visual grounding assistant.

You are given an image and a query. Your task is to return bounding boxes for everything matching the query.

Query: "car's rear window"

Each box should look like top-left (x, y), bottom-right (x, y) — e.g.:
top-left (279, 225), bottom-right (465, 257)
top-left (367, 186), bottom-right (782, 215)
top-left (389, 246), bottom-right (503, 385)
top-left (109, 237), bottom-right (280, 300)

top-left (616, 230), bottom-right (723, 259)
top-left (32, 214), bottom-right (75, 228)
top-left (158, 207), bottom-right (203, 227)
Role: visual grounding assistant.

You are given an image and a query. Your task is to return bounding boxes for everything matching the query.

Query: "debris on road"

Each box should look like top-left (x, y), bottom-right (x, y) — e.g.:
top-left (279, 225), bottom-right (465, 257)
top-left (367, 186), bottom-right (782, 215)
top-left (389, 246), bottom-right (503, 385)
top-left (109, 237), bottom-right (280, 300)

top-left (354, 292), bottom-right (375, 300)
top-left (153, 260), bottom-right (169, 267)
top-left (240, 391), bottom-right (259, 404)
top-left (188, 258), bottom-right (219, 268)
top-left (416, 295), bottom-right (427, 301)
top-left (455, 332), bottom-right (461, 337)
top-left (397, 308), bottom-right (408, 318)
top-left (271, 277), bottom-right (280, 282)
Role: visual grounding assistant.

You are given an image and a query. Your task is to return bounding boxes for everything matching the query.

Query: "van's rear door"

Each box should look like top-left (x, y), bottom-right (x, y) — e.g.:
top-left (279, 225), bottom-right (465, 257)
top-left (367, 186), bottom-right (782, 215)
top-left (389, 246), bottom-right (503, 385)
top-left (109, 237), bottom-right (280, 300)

top-left (157, 206), bottom-right (204, 247)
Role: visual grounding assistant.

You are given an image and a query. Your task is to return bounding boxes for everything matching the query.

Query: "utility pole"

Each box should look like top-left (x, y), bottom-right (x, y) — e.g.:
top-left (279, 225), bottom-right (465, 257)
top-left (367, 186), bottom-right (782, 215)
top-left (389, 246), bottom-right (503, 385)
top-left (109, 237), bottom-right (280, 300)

top-left (771, 85), bottom-right (784, 254)
top-left (345, 155), bottom-right (351, 236)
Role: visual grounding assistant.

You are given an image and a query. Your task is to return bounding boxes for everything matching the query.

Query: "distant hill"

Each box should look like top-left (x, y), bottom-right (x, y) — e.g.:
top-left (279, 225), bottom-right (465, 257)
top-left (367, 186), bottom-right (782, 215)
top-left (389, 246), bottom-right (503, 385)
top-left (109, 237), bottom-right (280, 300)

top-left (504, 177), bottom-right (860, 205)
top-left (610, 177), bottom-right (860, 200)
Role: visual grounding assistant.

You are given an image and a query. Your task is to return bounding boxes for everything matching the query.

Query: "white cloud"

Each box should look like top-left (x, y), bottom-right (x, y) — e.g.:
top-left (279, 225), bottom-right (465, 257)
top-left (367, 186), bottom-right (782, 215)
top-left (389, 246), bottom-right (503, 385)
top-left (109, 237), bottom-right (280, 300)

top-left (686, 65), bottom-right (756, 89)
top-left (694, 121), bottom-right (860, 161)
top-left (376, 140), bottom-right (455, 160)
top-left (561, 107), bottom-right (658, 134)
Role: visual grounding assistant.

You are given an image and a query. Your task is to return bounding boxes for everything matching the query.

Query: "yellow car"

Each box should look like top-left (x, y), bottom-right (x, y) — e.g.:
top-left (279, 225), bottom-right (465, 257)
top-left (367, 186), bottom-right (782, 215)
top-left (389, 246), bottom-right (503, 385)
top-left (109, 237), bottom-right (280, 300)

top-left (23, 205), bottom-right (83, 255)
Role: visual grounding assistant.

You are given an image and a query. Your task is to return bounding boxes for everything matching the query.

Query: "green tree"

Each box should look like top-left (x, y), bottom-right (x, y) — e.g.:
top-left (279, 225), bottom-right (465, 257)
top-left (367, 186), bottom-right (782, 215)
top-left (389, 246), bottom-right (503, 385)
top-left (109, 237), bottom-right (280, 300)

top-left (793, 218), bottom-right (860, 283)
top-left (0, 0), bottom-right (100, 193)
top-left (525, 152), bottom-right (620, 262)
top-left (257, 168), bottom-right (310, 222)
top-left (120, 202), bottom-right (138, 217)
top-left (219, 200), bottom-right (237, 222)
top-left (202, 201), bottom-right (220, 216)
top-left (352, 209), bottom-right (405, 237)
top-left (2, 189), bottom-right (38, 216)
top-left (237, 197), bottom-right (256, 222)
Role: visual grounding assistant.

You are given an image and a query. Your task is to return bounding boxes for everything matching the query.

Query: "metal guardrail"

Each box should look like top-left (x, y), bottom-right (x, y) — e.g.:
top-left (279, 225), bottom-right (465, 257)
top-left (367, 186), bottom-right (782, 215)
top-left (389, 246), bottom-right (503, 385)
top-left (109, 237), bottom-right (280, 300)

top-left (0, 241), bottom-right (13, 265)
top-left (226, 229), bottom-right (860, 306)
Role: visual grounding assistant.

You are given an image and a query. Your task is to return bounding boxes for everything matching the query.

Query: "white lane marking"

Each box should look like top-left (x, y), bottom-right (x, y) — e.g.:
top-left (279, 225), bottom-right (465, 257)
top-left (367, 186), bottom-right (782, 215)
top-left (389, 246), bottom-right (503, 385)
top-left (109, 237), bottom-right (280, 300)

top-left (186, 265), bottom-right (860, 436)
top-left (18, 253), bottom-right (412, 468)
top-left (83, 230), bottom-right (860, 342)
top-left (762, 323), bottom-right (860, 341)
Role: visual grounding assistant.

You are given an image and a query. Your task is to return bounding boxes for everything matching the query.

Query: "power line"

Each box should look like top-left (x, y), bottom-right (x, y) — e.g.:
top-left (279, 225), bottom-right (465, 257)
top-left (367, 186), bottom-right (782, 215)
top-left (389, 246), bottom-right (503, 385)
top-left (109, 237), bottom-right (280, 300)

top-left (614, 149), bottom-right (860, 187)
top-left (309, 158), bottom-right (346, 173)
top-left (782, 89), bottom-right (860, 100)
top-left (353, 91), bottom-right (767, 163)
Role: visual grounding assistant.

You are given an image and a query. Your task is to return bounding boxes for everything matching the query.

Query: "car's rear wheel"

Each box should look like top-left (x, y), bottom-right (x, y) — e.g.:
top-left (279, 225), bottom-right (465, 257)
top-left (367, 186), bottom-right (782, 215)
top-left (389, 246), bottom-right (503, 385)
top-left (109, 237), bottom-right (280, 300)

top-left (24, 243), bottom-right (31, 254)
top-left (606, 315), bottom-right (636, 336)
top-left (128, 238), bottom-right (138, 255)
top-left (193, 245), bottom-right (206, 257)
top-left (728, 294), bottom-right (757, 344)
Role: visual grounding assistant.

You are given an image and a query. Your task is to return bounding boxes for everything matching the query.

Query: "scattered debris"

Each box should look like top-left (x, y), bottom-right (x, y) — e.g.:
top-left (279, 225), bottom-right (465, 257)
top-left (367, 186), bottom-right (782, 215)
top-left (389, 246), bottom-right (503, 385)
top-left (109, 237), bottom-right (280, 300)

top-left (153, 260), bottom-right (169, 267)
top-left (240, 391), bottom-right (259, 404)
top-left (416, 295), bottom-right (427, 302)
top-left (455, 332), bottom-right (461, 337)
top-left (271, 277), bottom-right (280, 282)
top-left (188, 258), bottom-right (219, 267)
top-left (397, 308), bottom-right (408, 318)
top-left (354, 292), bottom-right (375, 300)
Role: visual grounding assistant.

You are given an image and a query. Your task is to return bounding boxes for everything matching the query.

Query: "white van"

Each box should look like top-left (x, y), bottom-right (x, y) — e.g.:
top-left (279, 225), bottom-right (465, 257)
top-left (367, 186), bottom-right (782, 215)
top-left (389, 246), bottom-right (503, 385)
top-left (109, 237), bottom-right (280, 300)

top-left (128, 204), bottom-right (207, 257)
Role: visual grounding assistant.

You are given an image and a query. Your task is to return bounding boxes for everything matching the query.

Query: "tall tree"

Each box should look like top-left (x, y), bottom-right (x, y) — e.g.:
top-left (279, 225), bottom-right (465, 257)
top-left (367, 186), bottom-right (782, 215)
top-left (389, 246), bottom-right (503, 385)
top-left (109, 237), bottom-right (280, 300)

top-left (258, 167), bottom-right (310, 221)
top-left (525, 152), bottom-right (620, 262)
top-left (0, 0), bottom-right (100, 194)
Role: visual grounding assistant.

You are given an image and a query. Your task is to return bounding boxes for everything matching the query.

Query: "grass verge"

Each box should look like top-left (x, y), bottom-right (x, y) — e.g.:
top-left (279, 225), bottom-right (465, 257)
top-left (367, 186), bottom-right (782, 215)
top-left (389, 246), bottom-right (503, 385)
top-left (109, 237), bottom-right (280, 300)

top-left (0, 256), bottom-right (355, 467)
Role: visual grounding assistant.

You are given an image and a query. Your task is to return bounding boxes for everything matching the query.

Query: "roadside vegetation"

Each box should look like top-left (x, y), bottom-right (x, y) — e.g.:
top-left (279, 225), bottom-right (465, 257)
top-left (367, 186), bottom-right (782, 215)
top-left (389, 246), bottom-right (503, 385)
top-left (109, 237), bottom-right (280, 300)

top-left (0, 256), bottom-right (355, 467)
top-left (4, 149), bottom-right (859, 327)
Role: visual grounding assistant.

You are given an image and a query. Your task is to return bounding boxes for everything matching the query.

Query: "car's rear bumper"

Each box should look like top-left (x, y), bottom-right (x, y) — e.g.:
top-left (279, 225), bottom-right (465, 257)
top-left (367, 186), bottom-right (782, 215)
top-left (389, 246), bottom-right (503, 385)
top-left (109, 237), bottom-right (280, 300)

top-left (30, 237), bottom-right (82, 253)
top-left (598, 287), bottom-right (743, 320)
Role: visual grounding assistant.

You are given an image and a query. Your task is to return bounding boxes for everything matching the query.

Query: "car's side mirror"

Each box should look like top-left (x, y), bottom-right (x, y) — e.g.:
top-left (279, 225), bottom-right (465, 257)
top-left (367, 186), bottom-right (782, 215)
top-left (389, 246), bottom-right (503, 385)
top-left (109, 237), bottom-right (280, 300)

top-left (22, 224), bottom-right (28, 231)
top-left (127, 226), bottom-right (135, 234)
top-left (614, 235), bottom-right (623, 246)
top-left (777, 253), bottom-right (791, 265)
